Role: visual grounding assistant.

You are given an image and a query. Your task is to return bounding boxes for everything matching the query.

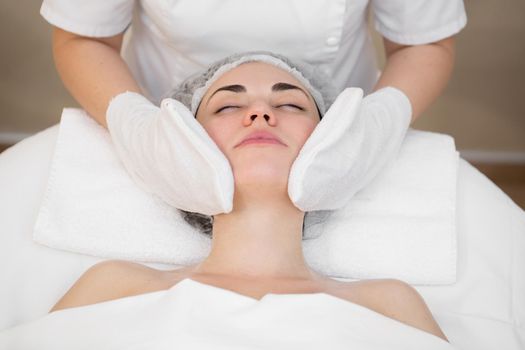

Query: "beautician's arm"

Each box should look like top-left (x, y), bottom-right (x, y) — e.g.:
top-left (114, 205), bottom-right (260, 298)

top-left (51, 27), bottom-right (142, 129)
top-left (373, 35), bottom-right (457, 124)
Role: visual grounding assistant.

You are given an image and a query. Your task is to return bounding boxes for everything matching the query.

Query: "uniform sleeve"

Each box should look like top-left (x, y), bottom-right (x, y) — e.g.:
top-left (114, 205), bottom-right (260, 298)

top-left (40, 0), bottom-right (135, 37)
top-left (370, 0), bottom-right (467, 45)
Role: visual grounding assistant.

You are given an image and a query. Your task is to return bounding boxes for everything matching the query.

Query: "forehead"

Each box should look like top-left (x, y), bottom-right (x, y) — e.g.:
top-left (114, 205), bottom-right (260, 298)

top-left (206, 61), bottom-right (306, 92)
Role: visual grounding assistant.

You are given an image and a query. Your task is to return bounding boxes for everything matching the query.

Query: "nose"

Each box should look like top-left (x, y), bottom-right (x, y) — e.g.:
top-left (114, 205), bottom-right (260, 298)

top-left (242, 101), bottom-right (277, 126)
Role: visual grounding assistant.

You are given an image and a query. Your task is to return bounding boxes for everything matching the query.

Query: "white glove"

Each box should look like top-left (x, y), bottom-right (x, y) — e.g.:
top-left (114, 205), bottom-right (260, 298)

top-left (288, 86), bottom-right (412, 211)
top-left (106, 92), bottom-right (234, 215)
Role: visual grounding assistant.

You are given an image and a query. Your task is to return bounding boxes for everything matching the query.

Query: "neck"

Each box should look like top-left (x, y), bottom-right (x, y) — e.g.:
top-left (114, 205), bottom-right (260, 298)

top-left (190, 190), bottom-right (318, 281)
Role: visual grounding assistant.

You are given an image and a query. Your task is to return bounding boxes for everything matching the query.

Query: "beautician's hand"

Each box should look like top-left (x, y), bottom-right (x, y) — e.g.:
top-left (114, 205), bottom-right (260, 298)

top-left (288, 86), bottom-right (412, 212)
top-left (106, 91), bottom-right (234, 215)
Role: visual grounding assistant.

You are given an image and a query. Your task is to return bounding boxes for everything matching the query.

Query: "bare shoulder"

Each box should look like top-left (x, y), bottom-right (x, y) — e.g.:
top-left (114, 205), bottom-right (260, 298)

top-left (337, 279), bottom-right (449, 343)
top-left (49, 260), bottom-right (170, 313)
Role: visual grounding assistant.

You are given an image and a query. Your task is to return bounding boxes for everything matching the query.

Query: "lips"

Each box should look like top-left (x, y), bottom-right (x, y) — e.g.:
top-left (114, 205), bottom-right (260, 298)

top-left (235, 130), bottom-right (286, 148)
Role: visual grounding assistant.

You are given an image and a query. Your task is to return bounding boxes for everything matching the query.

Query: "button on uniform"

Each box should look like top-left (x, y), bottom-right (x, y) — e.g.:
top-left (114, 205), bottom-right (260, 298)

top-left (326, 36), bottom-right (339, 46)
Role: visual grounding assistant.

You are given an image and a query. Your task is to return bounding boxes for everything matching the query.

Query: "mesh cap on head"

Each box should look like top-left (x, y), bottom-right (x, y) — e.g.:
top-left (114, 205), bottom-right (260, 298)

top-left (166, 50), bottom-right (337, 118)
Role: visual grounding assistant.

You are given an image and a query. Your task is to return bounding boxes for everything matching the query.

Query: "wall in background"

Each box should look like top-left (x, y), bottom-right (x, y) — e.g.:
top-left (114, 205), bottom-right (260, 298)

top-left (369, 0), bottom-right (525, 163)
top-left (1, 0), bottom-right (524, 162)
top-left (0, 1), bottom-right (78, 143)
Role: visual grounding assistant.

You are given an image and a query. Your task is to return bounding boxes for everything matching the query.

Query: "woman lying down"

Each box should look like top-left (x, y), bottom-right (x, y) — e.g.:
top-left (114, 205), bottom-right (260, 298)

top-left (0, 52), bottom-right (452, 349)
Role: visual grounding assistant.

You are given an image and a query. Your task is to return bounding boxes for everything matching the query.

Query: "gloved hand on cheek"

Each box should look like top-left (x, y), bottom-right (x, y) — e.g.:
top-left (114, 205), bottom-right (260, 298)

top-left (106, 91), bottom-right (234, 215)
top-left (288, 86), bottom-right (412, 212)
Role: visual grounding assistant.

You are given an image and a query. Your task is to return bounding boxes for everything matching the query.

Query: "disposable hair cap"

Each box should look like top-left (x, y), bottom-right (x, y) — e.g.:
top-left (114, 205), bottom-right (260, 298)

top-left (167, 50), bottom-right (337, 118)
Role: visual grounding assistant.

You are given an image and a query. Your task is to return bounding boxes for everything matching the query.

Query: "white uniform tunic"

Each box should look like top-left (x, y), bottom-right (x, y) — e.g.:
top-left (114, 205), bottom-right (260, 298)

top-left (40, 0), bottom-right (467, 103)
top-left (0, 278), bottom-right (456, 349)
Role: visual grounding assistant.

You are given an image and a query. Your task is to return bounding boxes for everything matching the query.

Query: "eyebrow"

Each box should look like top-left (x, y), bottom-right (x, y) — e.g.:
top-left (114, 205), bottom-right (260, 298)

top-left (205, 82), bottom-right (311, 107)
top-left (206, 84), bottom-right (246, 106)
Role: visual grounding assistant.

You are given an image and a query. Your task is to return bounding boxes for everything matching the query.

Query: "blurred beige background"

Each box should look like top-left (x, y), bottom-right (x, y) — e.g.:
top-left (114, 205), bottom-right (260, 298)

top-left (1, 0), bottom-right (524, 164)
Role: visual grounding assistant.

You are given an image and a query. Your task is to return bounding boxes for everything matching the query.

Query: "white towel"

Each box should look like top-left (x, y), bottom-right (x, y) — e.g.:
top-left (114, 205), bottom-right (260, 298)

top-left (33, 108), bottom-right (459, 285)
top-left (0, 278), bottom-right (454, 349)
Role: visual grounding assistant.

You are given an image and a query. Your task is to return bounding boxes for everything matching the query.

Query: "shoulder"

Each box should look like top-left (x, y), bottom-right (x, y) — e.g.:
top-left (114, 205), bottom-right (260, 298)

top-left (49, 260), bottom-right (163, 313)
top-left (339, 279), bottom-right (449, 342)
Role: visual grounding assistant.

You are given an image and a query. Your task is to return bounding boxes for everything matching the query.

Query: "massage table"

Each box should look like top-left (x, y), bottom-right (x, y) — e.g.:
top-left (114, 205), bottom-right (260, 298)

top-left (0, 124), bottom-right (523, 349)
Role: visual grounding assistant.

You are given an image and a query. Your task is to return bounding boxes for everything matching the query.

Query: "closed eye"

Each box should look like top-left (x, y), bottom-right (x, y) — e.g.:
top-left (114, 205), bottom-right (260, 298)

top-left (278, 104), bottom-right (304, 111)
top-left (215, 104), bottom-right (305, 113)
top-left (215, 105), bottom-right (239, 113)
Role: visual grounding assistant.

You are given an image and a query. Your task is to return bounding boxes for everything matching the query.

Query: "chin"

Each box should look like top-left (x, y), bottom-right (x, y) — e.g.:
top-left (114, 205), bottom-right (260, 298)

top-left (234, 169), bottom-right (289, 188)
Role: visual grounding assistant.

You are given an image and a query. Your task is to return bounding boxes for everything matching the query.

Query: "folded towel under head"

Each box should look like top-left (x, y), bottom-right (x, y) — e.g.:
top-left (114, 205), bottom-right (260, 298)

top-left (33, 109), bottom-right (459, 285)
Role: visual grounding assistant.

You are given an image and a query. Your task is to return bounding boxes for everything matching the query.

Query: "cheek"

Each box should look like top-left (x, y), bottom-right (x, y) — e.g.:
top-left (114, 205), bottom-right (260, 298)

top-left (295, 119), bottom-right (319, 148)
top-left (201, 120), bottom-right (234, 154)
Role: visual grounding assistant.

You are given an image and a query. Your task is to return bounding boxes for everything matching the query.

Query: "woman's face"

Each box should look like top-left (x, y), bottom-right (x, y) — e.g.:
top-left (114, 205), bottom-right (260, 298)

top-left (195, 62), bottom-right (320, 188)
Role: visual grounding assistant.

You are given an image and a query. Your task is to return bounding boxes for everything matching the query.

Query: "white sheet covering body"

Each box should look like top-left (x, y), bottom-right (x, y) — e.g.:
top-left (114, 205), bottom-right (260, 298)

top-left (0, 278), bottom-right (452, 350)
